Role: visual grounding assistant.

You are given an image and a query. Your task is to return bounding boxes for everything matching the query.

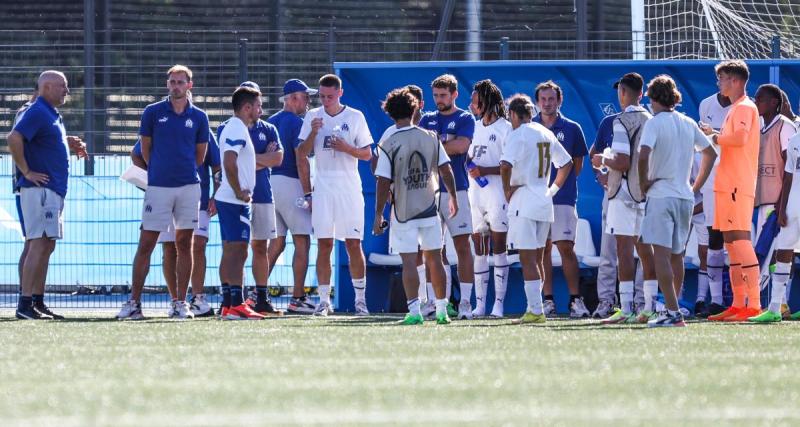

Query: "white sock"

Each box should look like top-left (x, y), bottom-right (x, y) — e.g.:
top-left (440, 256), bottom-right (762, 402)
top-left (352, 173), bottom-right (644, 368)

top-left (524, 279), bottom-right (544, 314)
top-left (444, 264), bottom-right (452, 301)
top-left (696, 270), bottom-right (709, 303)
top-left (619, 280), bottom-right (634, 314)
top-left (416, 265), bottom-right (427, 303)
top-left (407, 298), bottom-right (421, 317)
top-left (707, 249), bottom-right (725, 305)
top-left (352, 277), bottom-right (366, 302)
top-left (459, 282), bottom-right (473, 304)
top-left (474, 255), bottom-right (489, 308)
top-left (318, 284), bottom-right (331, 305)
top-left (494, 252), bottom-right (509, 303)
top-left (643, 280), bottom-right (659, 312)
top-left (435, 298), bottom-right (448, 316)
top-left (426, 282), bottom-right (435, 303)
top-left (769, 262), bottom-right (792, 313)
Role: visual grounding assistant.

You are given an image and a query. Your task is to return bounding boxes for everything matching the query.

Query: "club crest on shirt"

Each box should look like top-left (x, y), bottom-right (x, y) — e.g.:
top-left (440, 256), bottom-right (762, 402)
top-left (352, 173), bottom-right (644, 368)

top-left (489, 134), bottom-right (496, 142)
top-left (185, 118), bottom-right (193, 128)
top-left (447, 122), bottom-right (456, 130)
top-left (340, 123), bottom-right (350, 132)
top-left (259, 132), bottom-right (267, 141)
top-left (556, 131), bottom-right (565, 142)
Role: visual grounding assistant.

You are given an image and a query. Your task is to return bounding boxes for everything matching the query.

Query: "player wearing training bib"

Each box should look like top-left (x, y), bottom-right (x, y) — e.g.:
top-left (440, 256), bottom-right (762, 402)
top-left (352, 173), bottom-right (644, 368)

top-left (296, 74), bottom-right (374, 317)
top-left (466, 79), bottom-right (512, 319)
top-left (500, 94), bottom-right (573, 325)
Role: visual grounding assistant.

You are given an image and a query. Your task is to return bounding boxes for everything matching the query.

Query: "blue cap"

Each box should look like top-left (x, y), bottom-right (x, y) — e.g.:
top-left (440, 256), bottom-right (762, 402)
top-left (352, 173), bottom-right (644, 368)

top-left (280, 79), bottom-right (318, 101)
top-left (239, 81), bottom-right (261, 92)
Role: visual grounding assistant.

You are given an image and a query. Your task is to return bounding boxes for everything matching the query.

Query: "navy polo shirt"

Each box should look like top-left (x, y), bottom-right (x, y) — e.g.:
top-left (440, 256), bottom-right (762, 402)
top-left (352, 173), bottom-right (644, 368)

top-left (419, 108), bottom-right (475, 192)
top-left (217, 118), bottom-right (282, 204)
top-left (534, 113), bottom-right (588, 206)
top-left (13, 97), bottom-right (70, 197)
top-left (593, 113), bottom-right (618, 153)
top-left (267, 110), bottom-right (303, 179)
top-left (139, 98), bottom-right (209, 188)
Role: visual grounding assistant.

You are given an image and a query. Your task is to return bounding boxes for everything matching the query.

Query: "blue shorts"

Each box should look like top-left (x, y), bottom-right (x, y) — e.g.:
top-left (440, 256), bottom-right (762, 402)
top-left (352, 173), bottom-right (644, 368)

top-left (217, 200), bottom-right (251, 242)
top-left (15, 194), bottom-right (26, 238)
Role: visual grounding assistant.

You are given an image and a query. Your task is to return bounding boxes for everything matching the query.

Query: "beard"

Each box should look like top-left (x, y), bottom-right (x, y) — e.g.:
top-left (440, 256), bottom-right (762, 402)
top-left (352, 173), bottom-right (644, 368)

top-left (436, 102), bottom-right (452, 112)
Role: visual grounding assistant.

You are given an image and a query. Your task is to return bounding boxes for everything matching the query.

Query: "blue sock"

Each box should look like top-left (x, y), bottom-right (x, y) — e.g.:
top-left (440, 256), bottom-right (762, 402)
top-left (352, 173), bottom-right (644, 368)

top-left (18, 296), bottom-right (32, 311)
top-left (256, 286), bottom-right (268, 305)
top-left (32, 294), bottom-right (44, 306)
top-left (230, 285), bottom-right (243, 307)
top-left (221, 283), bottom-right (231, 308)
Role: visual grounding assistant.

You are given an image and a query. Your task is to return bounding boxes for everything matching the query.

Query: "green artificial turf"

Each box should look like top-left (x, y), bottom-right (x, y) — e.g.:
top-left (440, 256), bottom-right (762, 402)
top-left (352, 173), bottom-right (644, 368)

top-left (2, 311), bottom-right (800, 426)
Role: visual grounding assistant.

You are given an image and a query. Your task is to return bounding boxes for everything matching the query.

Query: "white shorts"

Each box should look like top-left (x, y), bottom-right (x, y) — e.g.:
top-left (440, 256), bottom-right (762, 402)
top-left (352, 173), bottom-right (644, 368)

top-left (468, 183), bottom-right (508, 234)
top-left (157, 210), bottom-right (210, 243)
top-left (702, 186), bottom-right (716, 228)
top-left (272, 175), bottom-right (312, 236)
top-left (312, 191), bottom-right (364, 241)
top-left (20, 187), bottom-right (64, 240)
top-left (691, 213), bottom-right (708, 246)
top-left (141, 184), bottom-right (200, 232)
top-left (507, 216), bottom-right (549, 250)
top-left (775, 217), bottom-right (800, 251)
top-left (438, 190), bottom-right (473, 237)
top-left (605, 198), bottom-right (644, 237)
top-left (389, 217), bottom-right (442, 254)
top-left (251, 203), bottom-right (277, 241)
top-left (550, 204), bottom-right (578, 242)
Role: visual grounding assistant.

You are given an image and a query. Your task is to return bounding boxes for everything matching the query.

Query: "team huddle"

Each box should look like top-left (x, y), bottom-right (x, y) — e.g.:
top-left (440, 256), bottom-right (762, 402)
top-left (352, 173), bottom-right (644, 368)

top-left (8, 60), bottom-right (800, 327)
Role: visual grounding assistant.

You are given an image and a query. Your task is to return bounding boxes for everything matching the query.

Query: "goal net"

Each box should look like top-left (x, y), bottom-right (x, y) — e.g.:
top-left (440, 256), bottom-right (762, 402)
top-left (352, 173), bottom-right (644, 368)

top-left (643, 0), bottom-right (800, 59)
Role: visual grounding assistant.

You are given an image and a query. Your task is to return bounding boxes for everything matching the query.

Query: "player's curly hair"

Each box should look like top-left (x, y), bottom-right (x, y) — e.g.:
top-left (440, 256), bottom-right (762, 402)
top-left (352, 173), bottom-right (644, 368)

top-left (507, 93), bottom-right (534, 120)
top-left (473, 79), bottom-right (507, 120)
top-left (383, 88), bottom-right (418, 121)
top-left (646, 75), bottom-right (682, 109)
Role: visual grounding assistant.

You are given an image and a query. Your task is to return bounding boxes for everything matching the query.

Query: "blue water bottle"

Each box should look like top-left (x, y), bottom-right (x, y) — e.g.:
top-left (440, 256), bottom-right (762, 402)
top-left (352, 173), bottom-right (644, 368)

top-left (467, 161), bottom-right (489, 187)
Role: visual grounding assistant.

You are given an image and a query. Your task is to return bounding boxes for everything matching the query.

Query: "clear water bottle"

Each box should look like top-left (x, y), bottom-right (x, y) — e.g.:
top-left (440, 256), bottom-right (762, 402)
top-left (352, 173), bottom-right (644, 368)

top-left (467, 161), bottom-right (489, 187)
top-left (295, 195), bottom-right (310, 210)
top-left (599, 147), bottom-right (613, 175)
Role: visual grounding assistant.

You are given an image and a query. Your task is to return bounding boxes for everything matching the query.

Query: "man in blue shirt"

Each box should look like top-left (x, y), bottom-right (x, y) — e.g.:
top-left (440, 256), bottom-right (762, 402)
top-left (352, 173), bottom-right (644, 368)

top-left (117, 65), bottom-right (209, 320)
top-left (218, 81), bottom-right (284, 316)
top-left (533, 80), bottom-right (590, 318)
top-left (267, 79), bottom-right (317, 314)
top-left (588, 112), bottom-right (620, 318)
top-left (8, 70), bottom-right (87, 320)
top-left (419, 74), bottom-right (475, 320)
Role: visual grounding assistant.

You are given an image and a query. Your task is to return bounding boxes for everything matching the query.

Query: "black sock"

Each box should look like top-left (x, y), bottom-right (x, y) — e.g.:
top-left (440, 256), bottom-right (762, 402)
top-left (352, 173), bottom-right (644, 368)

top-left (32, 294), bottom-right (44, 306)
top-left (543, 295), bottom-right (554, 302)
top-left (221, 283), bottom-right (231, 308)
top-left (256, 286), bottom-right (268, 305)
top-left (230, 285), bottom-right (243, 307)
top-left (18, 296), bottom-right (33, 311)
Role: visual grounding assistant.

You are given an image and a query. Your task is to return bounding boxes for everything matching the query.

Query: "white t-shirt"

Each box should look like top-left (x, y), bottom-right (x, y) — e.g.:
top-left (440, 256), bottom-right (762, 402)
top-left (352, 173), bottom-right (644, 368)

top-left (375, 125), bottom-right (450, 229)
top-left (762, 114), bottom-right (796, 151)
top-left (698, 94), bottom-right (731, 195)
top-left (469, 117), bottom-right (512, 187)
top-left (298, 105), bottom-right (374, 194)
top-left (639, 111), bottom-right (711, 201)
top-left (500, 122), bottom-right (571, 222)
top-left (216, 116), bottom-right (256, 206)
top-left (610, 105), bottom-right (650, 203)
top-left (785, 135), bottom-right (800, 219)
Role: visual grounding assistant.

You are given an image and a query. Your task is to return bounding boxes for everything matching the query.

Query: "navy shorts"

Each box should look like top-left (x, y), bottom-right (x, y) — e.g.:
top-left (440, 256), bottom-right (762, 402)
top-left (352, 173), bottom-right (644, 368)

top-left (217, 200), bottom-right (251, 242)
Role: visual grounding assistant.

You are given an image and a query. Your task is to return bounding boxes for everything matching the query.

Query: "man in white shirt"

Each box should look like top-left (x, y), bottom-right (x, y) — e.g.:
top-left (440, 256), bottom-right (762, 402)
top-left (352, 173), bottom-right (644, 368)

top-left (296, 74), bottom-right (374, 316)
top-left (467, 79), bottom-right (513, 319)
top-left (373, 88), bottom-right (458, 325)
top-left (638, 75), bottom-right (717, 327)
top-left (215, 85), bottom-right (265, 320)
top-left (499, 94), bottom-right (573, 324)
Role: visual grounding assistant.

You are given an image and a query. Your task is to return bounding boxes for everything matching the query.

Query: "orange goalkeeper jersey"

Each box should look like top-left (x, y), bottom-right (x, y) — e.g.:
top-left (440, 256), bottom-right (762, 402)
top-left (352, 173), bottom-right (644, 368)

top-left (713, 95), bottom-right (759, 197)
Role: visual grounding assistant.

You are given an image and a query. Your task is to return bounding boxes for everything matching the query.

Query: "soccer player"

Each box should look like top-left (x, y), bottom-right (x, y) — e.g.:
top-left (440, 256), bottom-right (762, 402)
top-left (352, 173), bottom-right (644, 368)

top-left (592, 72), bottom-right (658, 324)
top-left (373, 88), bottom-right (458, 325)
top-left (500, 94), bottom-right (573, 324)
top-left (749, 132), bottom-right (800, 322)
top-left (218, 81), bottom-right (284, 316)
top-left (533, 80), bottom-right (591, 318)
top-left (117, 65), bottom-right (209, 320)
top-left (267, 79), bottom-right (317, 314)
top-left (638, 74), bottom-right (717, 327)
top-left (296, 74), bottom-right (374, 316)
top-left (418, 74), bottom-right (475, 319)
top-left (467, 79), bottom-right (512, 318)
top-left (130, 131), bottom-right (220, 318)
top-left (703, 61), bottom-right (764, 322)
top-left (697, 90), bottom-right (732, 317)
top-left (588, 109), bottom-right (619, 319)
top-left (8, 71), bottom-right (86, 320)
top-left (215, 85), bottom-right (264, 319)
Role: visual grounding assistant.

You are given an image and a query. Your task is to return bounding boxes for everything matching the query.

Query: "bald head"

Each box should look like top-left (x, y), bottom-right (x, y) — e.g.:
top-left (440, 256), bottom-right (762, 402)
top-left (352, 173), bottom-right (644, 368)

top-left (38, 70), bottom-right (69, 106)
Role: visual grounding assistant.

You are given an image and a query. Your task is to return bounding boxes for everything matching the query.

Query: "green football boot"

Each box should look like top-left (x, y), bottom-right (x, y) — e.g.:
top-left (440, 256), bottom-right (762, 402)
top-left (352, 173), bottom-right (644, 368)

top-left (398, 313), bottom-right (424, 325)
top-left (749, 310), bottom-right (782, 323)
top-left (435, 312), bottom-right (452, 325)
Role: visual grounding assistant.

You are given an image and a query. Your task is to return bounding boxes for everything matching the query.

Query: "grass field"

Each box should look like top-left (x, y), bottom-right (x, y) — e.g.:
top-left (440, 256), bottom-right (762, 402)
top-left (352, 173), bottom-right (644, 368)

top-left (2, 311), bottom-right (800, 427)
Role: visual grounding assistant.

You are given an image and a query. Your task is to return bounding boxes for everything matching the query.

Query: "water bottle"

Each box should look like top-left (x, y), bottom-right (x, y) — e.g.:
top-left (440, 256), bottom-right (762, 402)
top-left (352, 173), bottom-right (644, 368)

top-left (295, 195), bottom-right (310, 210)
top-left (331, 125), bottom-right (343, 157)
top-left (467, 161), bottom-right (489, 187)
top-left (599, 147), bottom-right (613, 175)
